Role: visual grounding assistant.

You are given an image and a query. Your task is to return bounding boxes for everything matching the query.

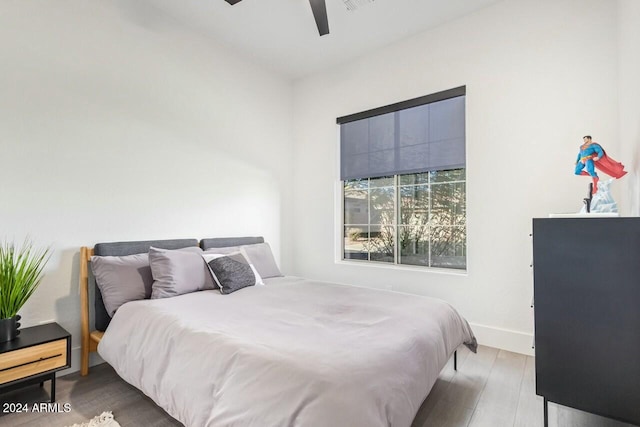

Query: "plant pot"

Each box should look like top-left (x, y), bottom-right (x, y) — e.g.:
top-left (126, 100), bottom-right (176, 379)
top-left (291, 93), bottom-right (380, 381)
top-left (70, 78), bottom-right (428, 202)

top-left (0, 315), bottom-right (21, 343)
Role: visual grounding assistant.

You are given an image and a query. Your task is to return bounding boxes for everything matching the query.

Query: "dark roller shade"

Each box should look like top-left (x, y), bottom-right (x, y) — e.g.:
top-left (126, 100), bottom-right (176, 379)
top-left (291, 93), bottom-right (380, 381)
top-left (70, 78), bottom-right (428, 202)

top-left (339, 93), bottom-right (465, 180)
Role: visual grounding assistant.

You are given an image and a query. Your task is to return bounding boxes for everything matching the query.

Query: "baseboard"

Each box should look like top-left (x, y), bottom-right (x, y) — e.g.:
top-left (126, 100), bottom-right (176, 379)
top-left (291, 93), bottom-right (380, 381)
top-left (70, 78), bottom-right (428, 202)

top-left (469, 322), bottom-right (535, 356)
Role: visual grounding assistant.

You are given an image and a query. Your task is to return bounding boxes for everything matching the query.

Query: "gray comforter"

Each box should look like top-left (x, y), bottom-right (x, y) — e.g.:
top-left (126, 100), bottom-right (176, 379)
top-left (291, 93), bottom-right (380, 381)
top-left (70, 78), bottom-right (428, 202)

top-left (98, 276), bottom-right (476, 427)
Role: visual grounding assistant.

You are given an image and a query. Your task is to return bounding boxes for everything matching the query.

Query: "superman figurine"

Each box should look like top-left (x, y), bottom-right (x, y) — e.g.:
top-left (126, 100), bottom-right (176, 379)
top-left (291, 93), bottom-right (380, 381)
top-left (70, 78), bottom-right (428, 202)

top-left (575, 135), bottom-right (627, 194)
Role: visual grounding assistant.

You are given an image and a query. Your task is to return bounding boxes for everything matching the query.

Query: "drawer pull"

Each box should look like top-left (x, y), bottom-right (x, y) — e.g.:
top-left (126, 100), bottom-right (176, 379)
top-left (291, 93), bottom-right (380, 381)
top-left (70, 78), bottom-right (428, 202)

top-left (0, 353), bottom-right (63, 373)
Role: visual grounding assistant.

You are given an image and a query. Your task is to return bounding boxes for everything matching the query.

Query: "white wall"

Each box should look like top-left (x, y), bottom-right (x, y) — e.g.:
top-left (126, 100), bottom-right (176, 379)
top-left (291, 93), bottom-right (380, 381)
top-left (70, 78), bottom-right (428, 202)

top-left (1, 0), bottom-right (633, 370)
top-left (618, 0), bottom-right (640, 216)
top-left (292, 0), bottom-right (621, 355)
top-left (0, 1), bottom-right (293, 372)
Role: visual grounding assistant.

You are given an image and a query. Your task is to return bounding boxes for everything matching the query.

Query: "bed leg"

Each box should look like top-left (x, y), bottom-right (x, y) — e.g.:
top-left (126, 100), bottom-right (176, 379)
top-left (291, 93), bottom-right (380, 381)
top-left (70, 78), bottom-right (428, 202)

top-left (543, 397), bottom-right (548, 427)
top-left (454, 350), bottom-right (457, 371)
top-left (80, 246), bottom-right (91, 376)
top-left (81, 344), bottom-right (89, 376)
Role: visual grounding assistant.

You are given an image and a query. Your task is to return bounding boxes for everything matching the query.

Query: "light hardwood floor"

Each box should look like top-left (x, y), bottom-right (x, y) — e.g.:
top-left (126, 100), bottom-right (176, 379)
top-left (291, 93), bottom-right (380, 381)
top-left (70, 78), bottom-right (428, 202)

top-left (0, 345), bottom-right (635, 427)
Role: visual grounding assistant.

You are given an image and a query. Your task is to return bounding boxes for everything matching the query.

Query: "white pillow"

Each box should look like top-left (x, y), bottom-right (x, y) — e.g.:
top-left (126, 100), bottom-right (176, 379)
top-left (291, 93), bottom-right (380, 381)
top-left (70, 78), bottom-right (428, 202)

top-left (239, 243), bottom-right (282, 279)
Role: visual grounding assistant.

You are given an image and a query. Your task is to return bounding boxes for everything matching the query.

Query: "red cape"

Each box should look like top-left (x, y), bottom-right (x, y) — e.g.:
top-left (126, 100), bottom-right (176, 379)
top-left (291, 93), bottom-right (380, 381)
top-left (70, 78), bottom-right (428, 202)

top-left (595, 152), bottom-right (627, 178)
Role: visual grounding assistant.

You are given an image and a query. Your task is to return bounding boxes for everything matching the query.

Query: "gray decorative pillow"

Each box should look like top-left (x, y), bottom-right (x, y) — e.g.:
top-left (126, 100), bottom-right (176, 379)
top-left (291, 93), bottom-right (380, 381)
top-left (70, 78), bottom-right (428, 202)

top-left (202, 252), bottom-right (264, 294)
top-left (91, 253), bottom-right (152, 317)
top-left (240, 243), bottom-right (282, 279)
top-left (149, 246), bottom-right (215, 299)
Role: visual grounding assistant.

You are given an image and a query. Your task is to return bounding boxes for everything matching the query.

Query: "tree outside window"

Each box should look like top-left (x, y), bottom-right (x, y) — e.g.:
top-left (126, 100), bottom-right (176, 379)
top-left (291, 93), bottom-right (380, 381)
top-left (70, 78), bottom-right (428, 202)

top-left (343, 169), bottom-right (466, 270)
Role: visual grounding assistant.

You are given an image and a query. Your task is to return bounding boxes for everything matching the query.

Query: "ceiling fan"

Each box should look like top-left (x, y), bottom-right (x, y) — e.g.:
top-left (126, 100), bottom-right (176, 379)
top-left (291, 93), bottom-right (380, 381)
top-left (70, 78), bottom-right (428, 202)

top-left (224, 0), bottom-right (330, 36)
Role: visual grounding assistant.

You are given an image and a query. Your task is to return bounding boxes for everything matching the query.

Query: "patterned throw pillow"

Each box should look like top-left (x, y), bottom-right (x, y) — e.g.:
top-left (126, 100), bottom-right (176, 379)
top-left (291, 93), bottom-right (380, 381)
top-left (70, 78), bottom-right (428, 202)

top-left (202, 252), bottom-right (264, 294)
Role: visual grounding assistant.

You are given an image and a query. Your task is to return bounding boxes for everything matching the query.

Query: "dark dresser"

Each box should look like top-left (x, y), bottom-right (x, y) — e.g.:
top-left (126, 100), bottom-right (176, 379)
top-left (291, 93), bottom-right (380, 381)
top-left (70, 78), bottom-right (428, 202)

top-left (532, 217), bottom-right (640, 426)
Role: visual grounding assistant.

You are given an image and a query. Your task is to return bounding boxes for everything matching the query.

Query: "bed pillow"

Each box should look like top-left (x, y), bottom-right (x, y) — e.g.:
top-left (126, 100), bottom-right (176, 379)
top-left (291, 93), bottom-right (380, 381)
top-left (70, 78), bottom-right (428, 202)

top-left (90, 253), bottom-right (152, 317)
top-left (202, 252), bottom-right (264, 294)
top-left (239, 243), bottom-right (282, 279)
top-left (149, 246), bottom-right (215, 299)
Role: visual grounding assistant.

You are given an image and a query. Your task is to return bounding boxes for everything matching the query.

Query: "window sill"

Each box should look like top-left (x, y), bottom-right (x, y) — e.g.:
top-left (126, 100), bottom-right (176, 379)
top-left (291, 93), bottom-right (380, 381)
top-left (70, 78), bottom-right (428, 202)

top-left (334, 259), bottom-right (468, 276)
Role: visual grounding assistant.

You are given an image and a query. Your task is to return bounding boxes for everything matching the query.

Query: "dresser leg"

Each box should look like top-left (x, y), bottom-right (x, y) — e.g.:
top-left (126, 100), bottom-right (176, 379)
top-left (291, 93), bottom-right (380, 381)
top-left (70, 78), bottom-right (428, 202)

top-left (543, 397), bottom-right (548, 427)
top-left (454, 350), bottom-right (457, 371)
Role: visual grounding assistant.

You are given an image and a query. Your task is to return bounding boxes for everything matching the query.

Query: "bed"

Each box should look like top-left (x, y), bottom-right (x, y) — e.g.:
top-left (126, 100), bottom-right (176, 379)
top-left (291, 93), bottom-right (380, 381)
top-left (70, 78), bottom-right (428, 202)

top-left (80, 237), bottom-right (476, 427)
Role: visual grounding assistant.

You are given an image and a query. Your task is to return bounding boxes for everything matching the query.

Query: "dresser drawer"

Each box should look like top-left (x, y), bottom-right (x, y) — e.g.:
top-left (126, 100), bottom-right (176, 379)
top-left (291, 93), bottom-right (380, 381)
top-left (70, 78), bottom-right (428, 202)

top-left (0, 339), bottom-right (68, 385)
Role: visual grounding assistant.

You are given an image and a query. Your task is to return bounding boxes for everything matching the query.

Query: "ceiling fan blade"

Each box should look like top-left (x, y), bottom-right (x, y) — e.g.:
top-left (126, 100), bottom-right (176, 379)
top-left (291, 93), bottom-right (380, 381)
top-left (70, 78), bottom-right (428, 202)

top-left (309, 0), bottom-right (329, 36)
top-left (224, 0), bottom-right (242, 5)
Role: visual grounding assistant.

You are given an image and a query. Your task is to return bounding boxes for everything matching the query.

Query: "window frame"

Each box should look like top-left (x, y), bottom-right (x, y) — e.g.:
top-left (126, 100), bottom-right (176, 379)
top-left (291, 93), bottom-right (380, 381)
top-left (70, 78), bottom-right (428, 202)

top-left (336, 86), bottom-right (467, 272)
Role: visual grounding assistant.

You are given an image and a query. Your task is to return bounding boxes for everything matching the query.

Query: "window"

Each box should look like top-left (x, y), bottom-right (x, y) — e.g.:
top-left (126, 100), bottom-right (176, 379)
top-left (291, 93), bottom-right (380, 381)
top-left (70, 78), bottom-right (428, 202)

top-left (338, 87), bottom-right (466, 270)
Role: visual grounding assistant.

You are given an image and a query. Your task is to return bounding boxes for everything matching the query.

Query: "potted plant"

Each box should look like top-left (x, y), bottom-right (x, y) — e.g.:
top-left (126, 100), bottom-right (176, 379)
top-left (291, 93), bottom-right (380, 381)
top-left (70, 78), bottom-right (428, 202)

top-left (0, 239), bottom-right (50, 342)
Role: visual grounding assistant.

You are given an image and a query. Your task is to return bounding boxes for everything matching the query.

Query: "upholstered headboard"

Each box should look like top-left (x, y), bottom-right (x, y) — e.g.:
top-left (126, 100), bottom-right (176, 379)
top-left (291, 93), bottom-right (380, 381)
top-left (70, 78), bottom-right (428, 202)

top-left (200, 236), bottom-right (264, 251)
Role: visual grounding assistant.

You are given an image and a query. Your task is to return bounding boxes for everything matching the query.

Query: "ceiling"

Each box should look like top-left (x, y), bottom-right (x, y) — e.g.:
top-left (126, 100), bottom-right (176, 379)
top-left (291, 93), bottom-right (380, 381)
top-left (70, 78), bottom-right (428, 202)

top-left (118, 0), bottom-right (503, 79)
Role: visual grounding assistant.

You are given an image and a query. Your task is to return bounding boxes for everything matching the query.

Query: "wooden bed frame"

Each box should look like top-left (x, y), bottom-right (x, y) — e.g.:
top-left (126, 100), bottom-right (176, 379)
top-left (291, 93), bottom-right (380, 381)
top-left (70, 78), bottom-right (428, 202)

top-left (79, 246), bottom-right (102, 376)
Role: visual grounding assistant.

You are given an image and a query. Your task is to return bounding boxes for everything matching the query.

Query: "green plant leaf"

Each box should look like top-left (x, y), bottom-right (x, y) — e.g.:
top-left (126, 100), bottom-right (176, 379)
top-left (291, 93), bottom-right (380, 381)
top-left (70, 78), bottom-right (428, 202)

top-left (0, 239), bottom-right (51, 319)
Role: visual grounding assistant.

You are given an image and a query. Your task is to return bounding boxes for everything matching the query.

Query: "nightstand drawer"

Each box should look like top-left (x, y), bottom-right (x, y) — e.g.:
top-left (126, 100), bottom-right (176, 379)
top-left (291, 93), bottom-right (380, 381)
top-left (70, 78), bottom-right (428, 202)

top-left (0, 339), bottom-right (67, 385)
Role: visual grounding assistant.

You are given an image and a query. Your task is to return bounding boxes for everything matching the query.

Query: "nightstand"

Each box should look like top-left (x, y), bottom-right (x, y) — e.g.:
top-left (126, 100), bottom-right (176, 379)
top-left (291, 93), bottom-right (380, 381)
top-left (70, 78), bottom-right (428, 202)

top-left (0, 322), bottom-right (71, 402)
